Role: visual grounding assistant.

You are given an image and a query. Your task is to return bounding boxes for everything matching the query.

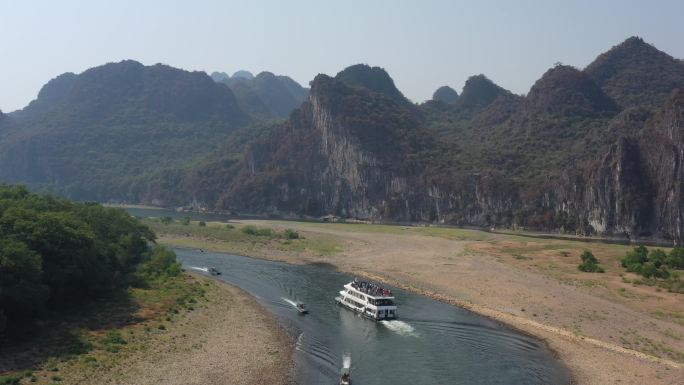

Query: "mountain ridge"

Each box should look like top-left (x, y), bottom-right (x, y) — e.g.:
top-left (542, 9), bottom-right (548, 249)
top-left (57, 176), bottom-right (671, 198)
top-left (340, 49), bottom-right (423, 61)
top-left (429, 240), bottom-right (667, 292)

top-left (3, 37), bottom-right (684, 243)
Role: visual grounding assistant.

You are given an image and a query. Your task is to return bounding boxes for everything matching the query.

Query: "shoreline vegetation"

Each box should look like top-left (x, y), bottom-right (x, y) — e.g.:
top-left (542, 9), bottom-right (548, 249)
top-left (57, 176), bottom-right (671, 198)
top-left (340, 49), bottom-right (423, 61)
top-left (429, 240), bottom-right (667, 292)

top-left (144, 216), bottom-right (684, 385)
top-left (0, 190), bottom-right (292, 385)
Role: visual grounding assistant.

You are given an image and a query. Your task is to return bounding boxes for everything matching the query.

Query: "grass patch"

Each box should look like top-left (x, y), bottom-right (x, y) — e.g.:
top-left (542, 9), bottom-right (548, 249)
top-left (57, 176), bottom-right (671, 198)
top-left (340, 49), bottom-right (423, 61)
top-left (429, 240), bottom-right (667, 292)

top-left (277, 221), bottom-right (493, 241)
top-left (144, 219), bottom-right (343, 257)
top-left (652, 309), bottom-right (684, 326)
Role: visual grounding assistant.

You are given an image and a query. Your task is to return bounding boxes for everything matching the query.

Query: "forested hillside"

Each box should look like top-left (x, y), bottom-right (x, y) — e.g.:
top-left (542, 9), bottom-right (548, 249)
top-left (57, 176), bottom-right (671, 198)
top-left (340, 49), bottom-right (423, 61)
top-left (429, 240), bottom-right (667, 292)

top-left (2, 37), bottom-right (684, 242)
top-left (0, 61), bottom-right (252, 202)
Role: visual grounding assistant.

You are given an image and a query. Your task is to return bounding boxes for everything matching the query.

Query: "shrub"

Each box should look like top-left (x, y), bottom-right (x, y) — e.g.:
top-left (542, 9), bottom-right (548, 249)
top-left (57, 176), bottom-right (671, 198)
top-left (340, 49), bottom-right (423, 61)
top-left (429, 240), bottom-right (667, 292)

top-left (225, 224), bottom-right (235, 229)
top-left (578, 251), bottom-right (604, 273)
top-left (0, 375), bottom-right (21, 385)
top-left (180, 217), bottom-right (191, 225)
top-left (667, 247), bottom-right (684, 269)
top-left (135, 246), bottom-right (182, 281)
top-left (621, 246), bottom-right (682, 278)
top-left (241, 225), bottom-right (258, 235)
top-left (241, 225), bottom-right (273, 236)
top-left (198, 221), bottom-right (206, 227)
top-left (160, 216), bottom-right (173, 224)
top-left (622, 246), bottom-right (648, 268)
top-left (648, 249), bottom-right (667, 267)
top-left (283, 229), bottom-right (300, 239)
top-left (102, 330), bottom-right (126, 346)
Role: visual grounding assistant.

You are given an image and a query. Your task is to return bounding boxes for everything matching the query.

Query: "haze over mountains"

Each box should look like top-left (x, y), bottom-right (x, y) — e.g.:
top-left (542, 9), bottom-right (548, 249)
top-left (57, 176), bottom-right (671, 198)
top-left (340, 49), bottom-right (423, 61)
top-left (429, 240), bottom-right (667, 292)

top-left (3, 36), bottom-right (684, 242)
top-left (210, 70), bottom-right (309, 119)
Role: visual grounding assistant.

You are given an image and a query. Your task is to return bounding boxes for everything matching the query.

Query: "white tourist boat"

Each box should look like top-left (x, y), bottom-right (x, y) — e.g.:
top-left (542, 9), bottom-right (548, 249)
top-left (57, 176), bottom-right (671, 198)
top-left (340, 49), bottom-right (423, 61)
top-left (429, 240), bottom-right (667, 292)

top-left (335, 280), bottom-right (397, 320)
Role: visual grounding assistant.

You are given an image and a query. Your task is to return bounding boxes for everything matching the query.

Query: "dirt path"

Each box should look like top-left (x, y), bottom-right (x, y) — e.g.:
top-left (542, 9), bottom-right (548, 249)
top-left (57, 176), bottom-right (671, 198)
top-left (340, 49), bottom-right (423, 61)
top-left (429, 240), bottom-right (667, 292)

top-left (227, 220), bottom-right (684, 385)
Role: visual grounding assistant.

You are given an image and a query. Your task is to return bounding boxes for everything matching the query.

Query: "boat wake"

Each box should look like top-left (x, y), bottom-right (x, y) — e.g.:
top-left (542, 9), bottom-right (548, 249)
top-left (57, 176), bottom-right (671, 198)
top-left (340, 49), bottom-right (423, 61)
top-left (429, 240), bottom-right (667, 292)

top-left (282, 297), bottom-right (298, 308)
top-left (380, 320), bottom-right (418, 337)
top-left (342, 354), bottom-right (351, 369)
top-left (187, 266), bottom-right (208, 272)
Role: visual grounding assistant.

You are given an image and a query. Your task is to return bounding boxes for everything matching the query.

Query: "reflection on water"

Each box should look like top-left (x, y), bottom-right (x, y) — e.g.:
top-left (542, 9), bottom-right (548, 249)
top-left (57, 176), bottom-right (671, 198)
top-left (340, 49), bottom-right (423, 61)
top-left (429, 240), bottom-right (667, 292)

top-left (175, 248), bottom-right (570, 385)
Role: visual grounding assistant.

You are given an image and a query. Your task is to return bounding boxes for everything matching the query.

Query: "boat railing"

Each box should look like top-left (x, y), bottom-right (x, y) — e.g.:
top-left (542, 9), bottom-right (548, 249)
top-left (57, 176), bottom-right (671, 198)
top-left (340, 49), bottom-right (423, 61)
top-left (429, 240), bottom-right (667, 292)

top-left (350, 280), bottom-right (393, 298)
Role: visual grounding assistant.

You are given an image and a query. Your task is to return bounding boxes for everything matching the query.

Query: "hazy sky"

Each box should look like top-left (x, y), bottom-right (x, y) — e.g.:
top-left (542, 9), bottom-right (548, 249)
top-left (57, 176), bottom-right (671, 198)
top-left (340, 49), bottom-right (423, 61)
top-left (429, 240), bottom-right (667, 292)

top-left (2, 0), bottom-right (684, 112)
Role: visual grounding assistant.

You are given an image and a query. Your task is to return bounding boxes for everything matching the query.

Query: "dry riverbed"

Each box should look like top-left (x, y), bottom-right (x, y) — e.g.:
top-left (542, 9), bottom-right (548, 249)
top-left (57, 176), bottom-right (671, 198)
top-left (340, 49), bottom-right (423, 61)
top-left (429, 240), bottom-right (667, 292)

top-left (0, 274), bottom-right (292, 385)
top-left (152, 218), bottom-right (684, 385)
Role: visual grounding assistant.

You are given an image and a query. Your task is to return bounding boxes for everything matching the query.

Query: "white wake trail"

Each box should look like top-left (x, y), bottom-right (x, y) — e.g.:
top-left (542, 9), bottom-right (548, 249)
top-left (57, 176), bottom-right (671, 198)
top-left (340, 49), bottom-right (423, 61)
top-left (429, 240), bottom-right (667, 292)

top-left (380, 320), bottom-right (418, 337)
top-left (188, 266), bottom-right (208, 272)
top-left (281, 297), bottom-right (298, 308)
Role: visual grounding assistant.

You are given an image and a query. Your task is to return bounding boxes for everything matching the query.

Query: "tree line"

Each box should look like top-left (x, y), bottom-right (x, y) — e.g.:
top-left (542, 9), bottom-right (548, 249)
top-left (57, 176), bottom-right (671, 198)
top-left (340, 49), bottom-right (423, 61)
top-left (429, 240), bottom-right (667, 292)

top-left (0, 185), bottom-right (179, 337)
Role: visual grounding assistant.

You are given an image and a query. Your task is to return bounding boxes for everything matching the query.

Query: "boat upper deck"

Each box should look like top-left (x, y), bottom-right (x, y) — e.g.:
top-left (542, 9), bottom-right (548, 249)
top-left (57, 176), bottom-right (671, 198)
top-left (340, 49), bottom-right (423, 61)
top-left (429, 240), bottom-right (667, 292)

top-left (347, 280), bottom-right (394, 299)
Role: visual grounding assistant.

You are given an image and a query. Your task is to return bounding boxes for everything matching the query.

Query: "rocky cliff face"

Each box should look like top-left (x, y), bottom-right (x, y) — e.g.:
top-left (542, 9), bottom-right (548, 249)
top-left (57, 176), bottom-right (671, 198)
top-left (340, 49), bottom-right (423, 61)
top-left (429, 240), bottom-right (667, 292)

top-left (221, 70), bottom-right (523, 225)
top-left (223, 60), bottom-right (684, 244)
top-left (220, 72), bottom-right (427, 220)
top-left (544, 91), bottom-right (684, 242)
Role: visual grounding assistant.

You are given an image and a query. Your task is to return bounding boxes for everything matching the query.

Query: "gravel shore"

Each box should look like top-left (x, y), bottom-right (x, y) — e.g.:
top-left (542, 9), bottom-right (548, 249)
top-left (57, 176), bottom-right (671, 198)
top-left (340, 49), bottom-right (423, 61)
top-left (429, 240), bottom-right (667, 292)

top-left (65, 275), bottom-right (293, 385)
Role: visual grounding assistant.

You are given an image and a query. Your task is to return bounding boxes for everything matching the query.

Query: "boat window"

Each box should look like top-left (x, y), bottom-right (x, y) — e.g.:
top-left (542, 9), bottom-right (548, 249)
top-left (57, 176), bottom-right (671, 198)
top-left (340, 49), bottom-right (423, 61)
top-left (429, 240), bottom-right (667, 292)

top-left (375, 299), bottom-right (394, 306)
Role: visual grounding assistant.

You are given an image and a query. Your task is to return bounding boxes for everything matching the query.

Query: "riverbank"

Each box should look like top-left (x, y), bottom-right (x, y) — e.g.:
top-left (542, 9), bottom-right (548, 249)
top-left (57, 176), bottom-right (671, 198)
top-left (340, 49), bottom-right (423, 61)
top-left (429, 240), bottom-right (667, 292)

top-left (0, 273), bottom-right (293, 385)
top-left (152, 218), bottom-right (684, 385)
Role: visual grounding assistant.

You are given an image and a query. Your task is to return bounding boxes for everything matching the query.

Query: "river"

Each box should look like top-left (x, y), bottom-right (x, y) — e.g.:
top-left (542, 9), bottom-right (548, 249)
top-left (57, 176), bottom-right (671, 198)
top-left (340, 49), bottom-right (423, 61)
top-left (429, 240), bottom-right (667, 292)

top-left (175, 248), bottom-right (571, 385)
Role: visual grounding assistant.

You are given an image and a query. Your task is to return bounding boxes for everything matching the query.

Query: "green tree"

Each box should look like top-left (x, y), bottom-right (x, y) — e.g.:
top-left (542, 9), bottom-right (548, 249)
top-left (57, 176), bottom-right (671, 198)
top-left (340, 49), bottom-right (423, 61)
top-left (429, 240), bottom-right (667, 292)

top-left (578, 250), bottom-right (604, 273)
top-left (136, 246), bottom-right (181, 279)
top-left (648, 249), bottom-right (667, 268)
top-left (0, 239), bottom-right (49, 329)
top-left (666, 247), bottom-right (684, 269)
top-left (0, 185), bottom-right (157, 336)
top-left (622, 246), bottom-right (648, 272)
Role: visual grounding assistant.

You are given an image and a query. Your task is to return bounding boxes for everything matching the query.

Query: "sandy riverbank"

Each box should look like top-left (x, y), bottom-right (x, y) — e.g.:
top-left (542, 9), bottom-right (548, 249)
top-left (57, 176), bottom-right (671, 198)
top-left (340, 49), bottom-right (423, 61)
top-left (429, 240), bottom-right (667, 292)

top-left (157, 219), bottom-right (684, 385)
top-left (49, 275), bottom-right (293, 385)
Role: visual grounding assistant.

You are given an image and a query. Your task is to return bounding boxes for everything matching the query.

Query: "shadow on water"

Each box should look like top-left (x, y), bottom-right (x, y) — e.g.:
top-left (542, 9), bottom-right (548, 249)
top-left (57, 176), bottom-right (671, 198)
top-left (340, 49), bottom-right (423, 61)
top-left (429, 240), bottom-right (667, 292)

top-left (176, 248), bottom-right (572, 385)
top-left (306, 261), bottom-right (338, 271)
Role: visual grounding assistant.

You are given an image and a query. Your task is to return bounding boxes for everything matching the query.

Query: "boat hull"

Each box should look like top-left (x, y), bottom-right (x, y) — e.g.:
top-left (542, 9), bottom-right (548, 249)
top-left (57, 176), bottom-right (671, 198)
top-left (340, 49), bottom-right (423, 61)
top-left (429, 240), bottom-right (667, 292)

top-left (335, 297), bottom-right (396, 321)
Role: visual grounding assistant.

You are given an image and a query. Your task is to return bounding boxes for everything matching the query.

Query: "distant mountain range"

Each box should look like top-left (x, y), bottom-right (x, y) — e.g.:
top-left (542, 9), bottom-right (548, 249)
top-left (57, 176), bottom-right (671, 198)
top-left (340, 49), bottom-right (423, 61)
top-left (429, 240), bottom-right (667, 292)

top-left (2, 36), bottom-right (684, 243)
top-left (210, 70), bottom-right (308, 119)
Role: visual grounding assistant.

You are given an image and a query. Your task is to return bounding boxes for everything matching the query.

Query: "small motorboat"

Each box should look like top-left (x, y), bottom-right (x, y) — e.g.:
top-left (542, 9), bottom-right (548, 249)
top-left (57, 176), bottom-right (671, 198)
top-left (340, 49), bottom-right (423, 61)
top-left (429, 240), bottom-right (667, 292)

top-left (207, 267), bottom-right (221, 275)
top-left (340, 367), bottom-right (351, 385)
top-left (295, 302), bottom-right (308, 314)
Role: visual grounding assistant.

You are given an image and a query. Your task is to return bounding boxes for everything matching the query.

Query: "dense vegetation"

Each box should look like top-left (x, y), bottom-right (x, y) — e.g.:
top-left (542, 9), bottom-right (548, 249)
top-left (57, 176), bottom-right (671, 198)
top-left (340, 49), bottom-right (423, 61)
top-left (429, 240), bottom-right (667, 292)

top-left (585, 36), bottom-right (684, 109)
top-left (335, 64), bottom-right (410, 106)
top-left (0, 60), bottom-right (254, 204)
top-left (0, 185), bottom-right (178, 338)
top-left (622, 246), bottom-right (684, 277)
top-left (621, 246), bottom-right (684, 292)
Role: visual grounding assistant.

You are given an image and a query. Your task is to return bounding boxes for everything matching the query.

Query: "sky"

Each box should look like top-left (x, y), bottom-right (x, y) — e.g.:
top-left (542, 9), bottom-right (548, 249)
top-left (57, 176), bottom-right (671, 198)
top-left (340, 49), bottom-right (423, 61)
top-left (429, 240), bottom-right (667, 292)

top-left (1, 0), bottom-right (684, 112)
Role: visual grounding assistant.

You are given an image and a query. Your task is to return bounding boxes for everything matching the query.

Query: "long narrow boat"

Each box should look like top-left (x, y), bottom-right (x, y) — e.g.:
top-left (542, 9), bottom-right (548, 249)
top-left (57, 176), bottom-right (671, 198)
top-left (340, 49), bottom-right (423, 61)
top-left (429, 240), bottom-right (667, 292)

top-left (335, 280), bottom-right (397, 320)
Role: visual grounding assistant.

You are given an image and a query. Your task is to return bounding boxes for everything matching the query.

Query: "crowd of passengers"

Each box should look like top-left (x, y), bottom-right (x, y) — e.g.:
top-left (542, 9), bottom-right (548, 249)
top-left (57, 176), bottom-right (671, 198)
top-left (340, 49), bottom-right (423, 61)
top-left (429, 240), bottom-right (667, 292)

top-left (351, 279), bottom-right (392, 297)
